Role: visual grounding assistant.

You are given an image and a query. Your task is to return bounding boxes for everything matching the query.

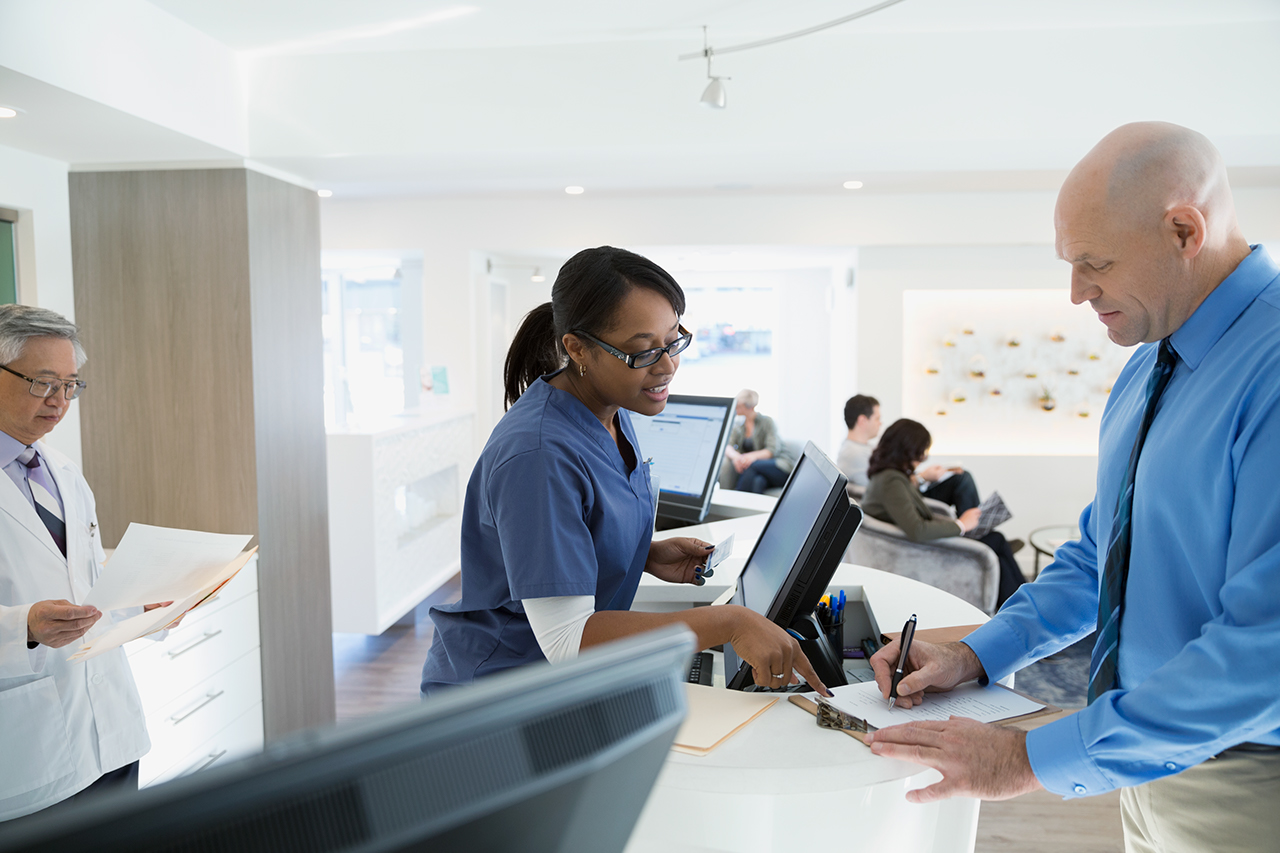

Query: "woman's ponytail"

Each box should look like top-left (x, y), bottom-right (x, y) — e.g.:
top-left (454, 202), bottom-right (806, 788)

top-left (503, 302), bottom-right (563, 409)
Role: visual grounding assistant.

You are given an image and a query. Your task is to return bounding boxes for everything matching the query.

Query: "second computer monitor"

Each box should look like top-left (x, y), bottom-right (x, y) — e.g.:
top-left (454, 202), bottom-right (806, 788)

top-left (630, 394), bottom-right (736, 526)
top-left (722, 442), bottom-right (863, 689)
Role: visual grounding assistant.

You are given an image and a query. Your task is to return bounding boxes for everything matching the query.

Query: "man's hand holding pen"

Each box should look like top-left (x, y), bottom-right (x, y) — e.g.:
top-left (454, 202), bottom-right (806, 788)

top-left (865, 638), bottom-right (1043, 802)
top-left (869, 637), bottom-right (984, 709)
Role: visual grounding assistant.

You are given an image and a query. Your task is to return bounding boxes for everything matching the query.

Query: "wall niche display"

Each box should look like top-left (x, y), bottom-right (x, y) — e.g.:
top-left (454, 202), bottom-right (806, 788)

top-left (902, 289), bottom-right (1134, 455)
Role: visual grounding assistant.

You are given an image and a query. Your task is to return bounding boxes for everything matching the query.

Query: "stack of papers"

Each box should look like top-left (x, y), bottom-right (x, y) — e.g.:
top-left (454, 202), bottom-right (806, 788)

top-left (70, 524), bottom-right (254, 661)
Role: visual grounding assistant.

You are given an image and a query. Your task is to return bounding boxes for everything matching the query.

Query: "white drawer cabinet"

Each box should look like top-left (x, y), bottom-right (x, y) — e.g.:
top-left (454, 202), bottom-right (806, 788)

top-left (125, 554), bottom-right (264, 788)
top-left (146, 703), bottom-right (265, 787)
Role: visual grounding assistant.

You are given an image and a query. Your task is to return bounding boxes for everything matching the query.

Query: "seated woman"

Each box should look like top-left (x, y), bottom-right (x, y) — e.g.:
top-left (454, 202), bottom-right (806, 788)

top-left (720, 389), bottom-right (795, 494)
top-left (861, 419), bottom-right (1025, 609)
top-left (421, 246), bottom-right (829, 697)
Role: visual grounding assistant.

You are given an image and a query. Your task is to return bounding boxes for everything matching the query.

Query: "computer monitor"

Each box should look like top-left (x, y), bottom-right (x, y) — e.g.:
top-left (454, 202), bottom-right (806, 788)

top-left (722, 442), bottom-right (863, 689)
top-left (630, 394), bottom-right (736, 525)
top-left (0, 627), bottom-right (696, 853)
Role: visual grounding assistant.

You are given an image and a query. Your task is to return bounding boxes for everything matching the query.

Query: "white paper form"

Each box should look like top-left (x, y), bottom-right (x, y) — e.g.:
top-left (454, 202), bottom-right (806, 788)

top-left (820, 680), bottom-right (1044, 731)
top-left (84, 523), bottom-right (253, 612)
top-left (71, 547), bottom-right (257, 662)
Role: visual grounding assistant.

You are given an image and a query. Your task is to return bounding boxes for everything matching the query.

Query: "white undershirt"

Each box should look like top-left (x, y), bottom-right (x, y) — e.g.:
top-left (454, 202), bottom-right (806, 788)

top-left (523, 595), bottom-right (595, 664)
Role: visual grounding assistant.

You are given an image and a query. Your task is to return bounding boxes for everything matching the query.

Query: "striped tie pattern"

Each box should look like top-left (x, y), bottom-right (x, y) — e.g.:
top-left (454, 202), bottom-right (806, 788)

top-left (17, 446), bottom-right (67, 557)
top-left (1087, 338), bottom-right (1178, 705)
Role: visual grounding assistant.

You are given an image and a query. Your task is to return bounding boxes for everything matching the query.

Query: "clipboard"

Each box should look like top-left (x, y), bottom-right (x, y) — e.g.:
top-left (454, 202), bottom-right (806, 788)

top-left (790, 622), bottom-right (1067, 744)
top-left (789, 683), bottom-right (1066, 746)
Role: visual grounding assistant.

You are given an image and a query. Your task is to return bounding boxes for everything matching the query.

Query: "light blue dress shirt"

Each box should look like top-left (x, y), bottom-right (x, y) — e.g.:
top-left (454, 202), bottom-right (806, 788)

top-left (0, 431), bottom-right (65, 518)
top-left (965, 245), bottom-right (1280, 798)
top-left (421, 373), bottom-right (657, 693)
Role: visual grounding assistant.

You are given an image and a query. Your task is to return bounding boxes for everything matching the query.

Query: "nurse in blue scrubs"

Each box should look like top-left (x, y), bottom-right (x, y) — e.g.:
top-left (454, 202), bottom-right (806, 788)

top-left (422, 246), bottom-right (828, 696)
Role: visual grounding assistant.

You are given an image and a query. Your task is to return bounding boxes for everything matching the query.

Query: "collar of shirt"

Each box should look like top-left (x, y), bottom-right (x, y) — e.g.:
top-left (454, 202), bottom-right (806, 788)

top-left (1170, 244), bottom-right (1279, 371)
top-left (538, 372), bottom-right (639, 473)
top-left (0, 429), bottom-right (31, 469)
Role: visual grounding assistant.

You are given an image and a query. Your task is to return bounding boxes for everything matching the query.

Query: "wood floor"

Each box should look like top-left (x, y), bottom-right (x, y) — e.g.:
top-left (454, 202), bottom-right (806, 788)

top-left (331, 576), bottom-right (1125, 852)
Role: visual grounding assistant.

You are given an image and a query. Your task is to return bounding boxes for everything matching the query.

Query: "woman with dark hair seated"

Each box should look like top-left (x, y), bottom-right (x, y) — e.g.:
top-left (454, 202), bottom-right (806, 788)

top-left (861, 418), bottom-right (1026, 609)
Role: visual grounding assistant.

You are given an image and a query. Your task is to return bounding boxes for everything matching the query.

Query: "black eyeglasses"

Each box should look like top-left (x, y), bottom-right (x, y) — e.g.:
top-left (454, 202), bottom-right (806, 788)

top-left (0, 364), bottom-right (87, 400)
top-left (571, 325), bottom-right (693, 369)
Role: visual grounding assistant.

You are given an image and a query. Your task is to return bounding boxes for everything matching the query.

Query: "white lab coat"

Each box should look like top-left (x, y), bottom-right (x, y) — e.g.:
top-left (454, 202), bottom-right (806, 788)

top-left (0, 440), bottom-right (150, 821)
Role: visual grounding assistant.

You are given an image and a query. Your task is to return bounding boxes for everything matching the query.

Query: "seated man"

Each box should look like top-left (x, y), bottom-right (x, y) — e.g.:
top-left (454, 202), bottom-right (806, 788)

top-left (835, 394), bottom-right (880, 487)
top-left (836, 393), bottom-right (984, 516)
top-left (719, 389), bottom-right (794, 494)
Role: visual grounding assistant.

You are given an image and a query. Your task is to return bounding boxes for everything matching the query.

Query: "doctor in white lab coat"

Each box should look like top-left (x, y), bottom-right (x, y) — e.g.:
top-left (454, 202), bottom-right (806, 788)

top-left (0, 305), bottom-right (155, 821)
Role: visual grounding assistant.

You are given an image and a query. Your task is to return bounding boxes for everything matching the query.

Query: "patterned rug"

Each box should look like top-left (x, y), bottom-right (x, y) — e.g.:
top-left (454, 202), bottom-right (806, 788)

top-left (1013, 632), bottom-right (1094, 710)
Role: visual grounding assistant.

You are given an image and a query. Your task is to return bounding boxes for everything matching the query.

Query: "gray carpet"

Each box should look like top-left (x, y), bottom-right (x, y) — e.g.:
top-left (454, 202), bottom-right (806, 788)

top-left (1013, 633), bottom-right (1094, 710)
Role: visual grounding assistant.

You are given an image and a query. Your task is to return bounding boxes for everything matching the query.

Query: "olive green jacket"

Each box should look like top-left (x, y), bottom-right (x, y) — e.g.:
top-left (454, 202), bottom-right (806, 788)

top-left (861, 468), bottom-right (962, 543)
top-left (726, 413), bottom-right (795, 473)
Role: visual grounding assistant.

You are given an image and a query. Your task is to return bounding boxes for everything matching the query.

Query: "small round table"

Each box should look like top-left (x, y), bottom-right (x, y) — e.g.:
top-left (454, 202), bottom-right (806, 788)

top-left (1028, 525), bottom-right (1081, 577)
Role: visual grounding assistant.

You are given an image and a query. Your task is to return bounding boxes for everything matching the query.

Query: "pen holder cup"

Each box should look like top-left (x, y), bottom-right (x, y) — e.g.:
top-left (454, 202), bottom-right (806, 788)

top-left (824, 619), bottom-right (844, 663)
top-left (789, 613), bottom-right (848, 688)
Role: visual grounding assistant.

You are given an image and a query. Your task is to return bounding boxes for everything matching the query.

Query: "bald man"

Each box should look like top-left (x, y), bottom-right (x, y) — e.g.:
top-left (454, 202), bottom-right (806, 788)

top-left (864, 123), bottom-right (1280, 852)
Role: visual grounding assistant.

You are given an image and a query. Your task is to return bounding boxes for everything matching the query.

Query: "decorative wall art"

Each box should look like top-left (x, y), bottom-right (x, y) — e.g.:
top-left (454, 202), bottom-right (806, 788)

top-left (902, 289), bottom-right (1134, 455)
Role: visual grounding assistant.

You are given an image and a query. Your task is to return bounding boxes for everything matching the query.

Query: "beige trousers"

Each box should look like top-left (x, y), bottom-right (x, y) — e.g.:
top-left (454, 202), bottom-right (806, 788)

top-left (1121, 747), bottom-right (1280, 853)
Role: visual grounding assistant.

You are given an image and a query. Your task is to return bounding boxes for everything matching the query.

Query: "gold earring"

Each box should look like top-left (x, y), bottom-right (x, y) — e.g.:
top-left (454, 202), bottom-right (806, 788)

top-left (578, 362), bottom-right (587, 377)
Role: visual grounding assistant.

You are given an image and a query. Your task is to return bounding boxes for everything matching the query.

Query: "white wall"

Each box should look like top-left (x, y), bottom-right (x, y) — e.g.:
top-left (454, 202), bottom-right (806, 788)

top-left (0, 142), bottom-right (82, 466)
top-left (321, 185), bottom-right (1280, 541)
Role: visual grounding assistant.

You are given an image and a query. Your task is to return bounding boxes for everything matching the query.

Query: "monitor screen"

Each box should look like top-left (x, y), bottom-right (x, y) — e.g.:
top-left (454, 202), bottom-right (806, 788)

top-left (723, 442), bottom-right (862, 689)
top-left (738, 453), bottom-right (835, 614)
top-left (0, 628), bottom-right (696, 853)
top-left (630, 395), bottom-right (735, 524)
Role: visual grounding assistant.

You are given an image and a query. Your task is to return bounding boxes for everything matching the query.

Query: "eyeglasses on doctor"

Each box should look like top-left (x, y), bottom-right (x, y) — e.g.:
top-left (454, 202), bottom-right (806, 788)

top-left (0, 363), bottom-right (87, 400)
top-left (571, 325), bottom-right (693, 369)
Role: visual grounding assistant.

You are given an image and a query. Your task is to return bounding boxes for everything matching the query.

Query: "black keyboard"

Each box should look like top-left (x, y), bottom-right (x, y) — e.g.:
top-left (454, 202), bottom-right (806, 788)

top-left (687, 652), bottom-right (714, 685)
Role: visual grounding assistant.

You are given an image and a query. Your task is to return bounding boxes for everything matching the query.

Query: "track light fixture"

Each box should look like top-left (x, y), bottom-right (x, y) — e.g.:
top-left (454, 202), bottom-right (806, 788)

top-left (683, 0), bottom-right (910, 107)
top-left (699, 27), bottom-right (728, 109)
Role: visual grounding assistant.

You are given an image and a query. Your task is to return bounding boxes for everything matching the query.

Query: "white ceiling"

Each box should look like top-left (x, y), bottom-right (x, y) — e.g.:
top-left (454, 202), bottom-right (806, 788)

top-left (1, 1), bottom-right (1278, 198)
top-left (148, 0), bottom-right (1280, 52)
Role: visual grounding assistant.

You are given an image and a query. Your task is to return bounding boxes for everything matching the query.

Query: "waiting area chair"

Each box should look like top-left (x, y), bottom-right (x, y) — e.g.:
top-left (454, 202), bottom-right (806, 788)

top-left (843, 484), bottom-right (1001, 615)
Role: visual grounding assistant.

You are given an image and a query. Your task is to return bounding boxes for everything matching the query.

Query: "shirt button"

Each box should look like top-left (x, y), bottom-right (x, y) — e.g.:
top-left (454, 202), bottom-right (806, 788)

top-left (92, 674), bottom-right (104, 685)
top-left (1164, 762), bottom-right (1177, 771)
top-left (1073, 784), bottom-right (1087, 795)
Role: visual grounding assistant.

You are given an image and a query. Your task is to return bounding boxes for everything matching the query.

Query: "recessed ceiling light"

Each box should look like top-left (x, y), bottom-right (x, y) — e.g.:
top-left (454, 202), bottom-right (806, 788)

top-left (317, 189), bottom-right (333, 198)
top-left (0, 106), bottom-right (22, 119)
top-left (843, 180), bottom-right (864, 190)
top-left (531, 268), bottom-right (546, 283)
top-left (564, 186), bottom-right (585, 195)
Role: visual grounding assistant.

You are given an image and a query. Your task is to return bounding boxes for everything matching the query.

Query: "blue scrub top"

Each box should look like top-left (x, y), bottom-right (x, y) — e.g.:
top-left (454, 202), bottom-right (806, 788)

top-left (421, 373), bottom-right (657, 693)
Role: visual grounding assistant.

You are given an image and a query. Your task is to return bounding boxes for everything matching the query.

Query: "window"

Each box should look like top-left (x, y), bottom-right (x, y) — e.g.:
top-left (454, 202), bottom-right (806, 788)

top-left (672, 284), bottom-right (779, 411)
top-left (321, 254), bottom-right (421, 429)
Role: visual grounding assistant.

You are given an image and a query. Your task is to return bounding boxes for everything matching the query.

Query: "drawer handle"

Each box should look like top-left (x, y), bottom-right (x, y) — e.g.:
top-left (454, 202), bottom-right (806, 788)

top-left (170, 689), bottom-right (225, 724)
top-left (167, 629), bottom-right (223, 659)
top-left (182, 749), bottom-right (228, 776)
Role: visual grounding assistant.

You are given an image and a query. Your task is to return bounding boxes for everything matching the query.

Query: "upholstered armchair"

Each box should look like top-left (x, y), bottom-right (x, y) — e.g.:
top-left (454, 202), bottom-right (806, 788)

top-left (844, 484), bottom-right (1000, 615)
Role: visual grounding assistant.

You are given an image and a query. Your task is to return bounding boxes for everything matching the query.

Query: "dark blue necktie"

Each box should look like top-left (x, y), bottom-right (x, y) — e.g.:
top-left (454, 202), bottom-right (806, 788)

top-left (1087, 338), bottom-right (1178, 705)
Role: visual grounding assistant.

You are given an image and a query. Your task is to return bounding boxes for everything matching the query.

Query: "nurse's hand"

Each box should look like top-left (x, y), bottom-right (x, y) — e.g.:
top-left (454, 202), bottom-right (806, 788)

top-left (646, 537), bottom-right (714, 585)
top-left (27, 599), bottom-right (102, 648)
top-left (726, 607), bottom-right (831, 696)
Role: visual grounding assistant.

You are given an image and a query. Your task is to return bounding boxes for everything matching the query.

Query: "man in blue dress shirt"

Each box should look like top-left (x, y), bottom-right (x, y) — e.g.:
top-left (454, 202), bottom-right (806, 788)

top-left (866, 122), bottom-right (1280, 851)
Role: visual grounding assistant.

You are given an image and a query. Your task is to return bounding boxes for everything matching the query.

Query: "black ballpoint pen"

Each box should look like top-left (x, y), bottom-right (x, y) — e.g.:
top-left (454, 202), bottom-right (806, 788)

top-left (888, 614), bottom-right (918, 710)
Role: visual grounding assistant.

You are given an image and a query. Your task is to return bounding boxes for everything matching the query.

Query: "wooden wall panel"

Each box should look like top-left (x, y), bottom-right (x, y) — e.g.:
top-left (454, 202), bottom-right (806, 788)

top-left (70, 168), bottom-right (334, 739)
top-left (71, 170), bottom-right (258, 545)
top-left (245, 171), bottom-right (335, 737)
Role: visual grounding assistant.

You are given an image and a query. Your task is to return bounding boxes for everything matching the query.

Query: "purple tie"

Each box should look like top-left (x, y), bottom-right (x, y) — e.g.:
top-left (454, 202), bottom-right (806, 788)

top-left (17, 447), bottom-right (66, 557)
